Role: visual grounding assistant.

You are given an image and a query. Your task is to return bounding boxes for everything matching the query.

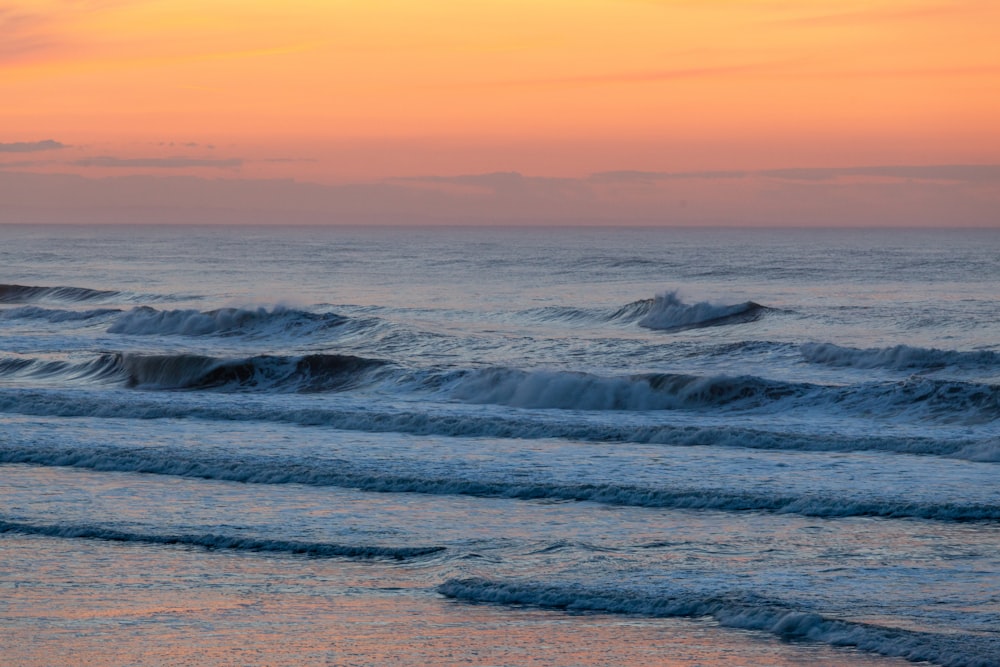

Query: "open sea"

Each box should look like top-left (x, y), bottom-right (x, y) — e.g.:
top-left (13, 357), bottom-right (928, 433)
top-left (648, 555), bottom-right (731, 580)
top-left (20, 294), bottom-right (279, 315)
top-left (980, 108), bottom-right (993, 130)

top-left (1, 224), bottom-right (998, 667)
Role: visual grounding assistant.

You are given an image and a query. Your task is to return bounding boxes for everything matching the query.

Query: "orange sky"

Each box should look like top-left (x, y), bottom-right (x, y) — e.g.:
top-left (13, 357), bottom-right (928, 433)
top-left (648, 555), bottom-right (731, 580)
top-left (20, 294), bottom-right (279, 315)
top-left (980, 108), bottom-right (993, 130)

top-left (1, 1), bottom-right (999, 225)
top-left (2, 0), bottom-right (997, 178)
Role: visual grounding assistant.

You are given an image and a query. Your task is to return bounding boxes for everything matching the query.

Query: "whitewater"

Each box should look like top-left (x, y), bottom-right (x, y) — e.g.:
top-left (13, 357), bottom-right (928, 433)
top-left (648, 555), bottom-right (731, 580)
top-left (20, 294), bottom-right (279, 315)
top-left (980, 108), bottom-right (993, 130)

top-left (1, 224), bottom-right (998, 667)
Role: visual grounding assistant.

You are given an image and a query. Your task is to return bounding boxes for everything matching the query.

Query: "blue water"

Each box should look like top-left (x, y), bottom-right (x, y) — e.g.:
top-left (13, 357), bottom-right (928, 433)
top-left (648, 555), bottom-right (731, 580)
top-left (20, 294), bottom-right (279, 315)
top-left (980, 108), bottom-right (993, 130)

top-left (1, 225), bottom-right (998, 666)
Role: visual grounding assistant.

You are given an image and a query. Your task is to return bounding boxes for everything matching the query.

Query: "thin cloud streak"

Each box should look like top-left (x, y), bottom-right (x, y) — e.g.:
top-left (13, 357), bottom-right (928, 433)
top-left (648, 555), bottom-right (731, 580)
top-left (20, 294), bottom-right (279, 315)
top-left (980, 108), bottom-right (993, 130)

top-left (774, 1), bottom-right (994, 27)
top-left (73, 156), bottom-right (243, 169)
top-left (0, 139), bottom-right (68, 153)
top-left (444, 62), bottom-right (775, 89)
top-left (592, 165), bottom-right (1000, 183)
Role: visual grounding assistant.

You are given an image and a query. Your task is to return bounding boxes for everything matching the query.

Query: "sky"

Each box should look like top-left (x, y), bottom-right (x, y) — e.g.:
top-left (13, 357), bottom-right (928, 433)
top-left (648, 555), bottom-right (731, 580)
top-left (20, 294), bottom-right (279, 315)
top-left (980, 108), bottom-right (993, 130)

top-left (2, 0), bottom-right (999, 225)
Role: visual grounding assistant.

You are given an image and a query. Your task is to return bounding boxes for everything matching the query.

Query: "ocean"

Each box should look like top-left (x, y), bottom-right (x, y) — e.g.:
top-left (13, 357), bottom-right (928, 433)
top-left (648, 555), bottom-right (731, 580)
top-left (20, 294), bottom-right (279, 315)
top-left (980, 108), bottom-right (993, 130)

top-left (1, 224), bottom-right (997, 667)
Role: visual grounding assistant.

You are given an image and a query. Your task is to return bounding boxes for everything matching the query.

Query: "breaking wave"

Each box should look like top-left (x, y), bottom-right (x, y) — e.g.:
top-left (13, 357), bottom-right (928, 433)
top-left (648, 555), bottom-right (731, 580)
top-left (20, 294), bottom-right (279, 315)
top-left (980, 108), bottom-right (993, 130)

top-left (438, 578), bottom-right (1000, 667)
top-left (2, 355), bottom-right (998, 421)
top-left (107, 305), bottom-right (350, 337)
top-left (801, 343), bottom-right (1000, 372)
top-left (0, 283), bottom-right (121, 304)
top-left (637, 291), bottom-right (768, 331)
top-left (0, 518), bottom-right (443, 560)
top-left (443, 367), bottom-right (1000, 422)
top-left (2, 444), bottom-right (996, 522)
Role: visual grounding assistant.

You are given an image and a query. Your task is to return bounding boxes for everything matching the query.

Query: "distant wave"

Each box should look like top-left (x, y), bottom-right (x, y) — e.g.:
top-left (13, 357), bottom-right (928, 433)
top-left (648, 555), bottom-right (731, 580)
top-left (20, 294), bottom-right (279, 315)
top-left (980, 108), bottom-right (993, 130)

top-left (0, 352), bottom-right (388, 392)
top-left (0, 519), bottom-right (443, 560)
top-left (0, 283), bottom-right (121, 304)
top-left (107, 305), bottom-right (350, 337)
top-left (637, 291), bottom-right (768, 332)
top-left (2, 390), bottom-right (994, 460)
top-left (0, 305), bottom-right (122, 322)
top-left (802, 343), bottom-right (1000, 372)
top-left (515, 293), bottom-right (767, 330)
top-left (2, 444), bottom-right (996, 522)
top-left (438, 578), bottom-right (1000, 667)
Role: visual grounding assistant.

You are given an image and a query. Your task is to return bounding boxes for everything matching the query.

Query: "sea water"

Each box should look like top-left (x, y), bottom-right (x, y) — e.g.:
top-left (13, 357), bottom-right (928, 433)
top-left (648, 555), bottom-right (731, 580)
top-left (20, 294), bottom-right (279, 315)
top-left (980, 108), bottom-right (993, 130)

top-left (0, 224), bottom-right (997, 667)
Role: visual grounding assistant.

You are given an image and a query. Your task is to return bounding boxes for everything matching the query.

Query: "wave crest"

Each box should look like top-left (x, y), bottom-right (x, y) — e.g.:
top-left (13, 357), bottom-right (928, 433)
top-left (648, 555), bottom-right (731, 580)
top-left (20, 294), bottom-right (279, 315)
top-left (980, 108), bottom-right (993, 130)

top-left (637, 291), bottom-right (768, 331)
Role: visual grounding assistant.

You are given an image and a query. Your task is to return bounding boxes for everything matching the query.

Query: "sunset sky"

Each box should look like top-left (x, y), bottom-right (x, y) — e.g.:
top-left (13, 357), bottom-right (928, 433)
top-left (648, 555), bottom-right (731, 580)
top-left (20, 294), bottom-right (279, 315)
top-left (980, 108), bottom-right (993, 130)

top-left (2, 0), bottom-right (999, 225)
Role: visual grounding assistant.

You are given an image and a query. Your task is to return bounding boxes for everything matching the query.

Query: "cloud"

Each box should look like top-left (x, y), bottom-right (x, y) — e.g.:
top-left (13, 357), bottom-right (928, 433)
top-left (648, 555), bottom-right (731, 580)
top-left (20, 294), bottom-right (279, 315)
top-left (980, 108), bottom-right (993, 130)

top-left (590, 165), bottom-right (1000, 184)
top-left (73, 156), bottom-right (243, 169)
top-left (0, 8), bottom-right (53, 62)
top-left (458, 63), bottom-right (772, 89)
top-left (0, 160), bottom-right (53, 169)
top-left (759, 165), bottom-right (1000, 182)
top-left (592, 170), bottom-right (748, 182)
top-left (0, 139), bottom-right (68, 153)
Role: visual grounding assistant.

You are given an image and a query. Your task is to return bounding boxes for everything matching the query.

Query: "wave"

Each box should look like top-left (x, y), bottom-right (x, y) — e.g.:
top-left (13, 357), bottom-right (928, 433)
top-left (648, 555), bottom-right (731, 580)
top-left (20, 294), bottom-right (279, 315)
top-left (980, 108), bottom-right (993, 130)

top-left (802, 343), bottom-right (1000, 372)
top-left (0, 352), bottom-right (388, 392)
top-left (117, 352), bottom-right (388, 391)
top-left (516, 293), bottom-right (766, 330)
top-left (522, 298), bottom-right (655, 325)
top-left (607, 298), bottom-right (654, 322)
top-left (107, 305), bottom-right (350, 337)
top-left (0, 519), bottom-right (443, 560)
top-left (637, 291), bottom-right (768, 331)
top-left (0, 305), bottom-right (122, 322)
top-left (437, 578), bottom-right (1000, 667)
top-left (0, 283), bottom-right (121, 304)
top-left (443, 367), bottom-right (1000, 422)
top-left (2, 389), bottom-right (995, 460)
top-left (2, 349), bottom-right (997, 420)
top-left (3, 444), bottom-right (997, 522)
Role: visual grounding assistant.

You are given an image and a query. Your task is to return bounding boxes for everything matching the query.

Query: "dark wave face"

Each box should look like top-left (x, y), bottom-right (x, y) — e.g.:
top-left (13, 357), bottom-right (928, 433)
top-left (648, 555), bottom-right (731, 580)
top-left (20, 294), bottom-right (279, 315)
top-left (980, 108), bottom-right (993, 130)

top-left (117, 352), bottom-right (388, 392)
top-left (107, 305), bottom-right (349, 337)
top-left (0, 352), bottom-right (390, 392)
top-left (0, 283), bottom-right (121, 304)
top-left (637, 291), bottom-right (768, 331)
top-left (0, 305), bottom-right (122, 322)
